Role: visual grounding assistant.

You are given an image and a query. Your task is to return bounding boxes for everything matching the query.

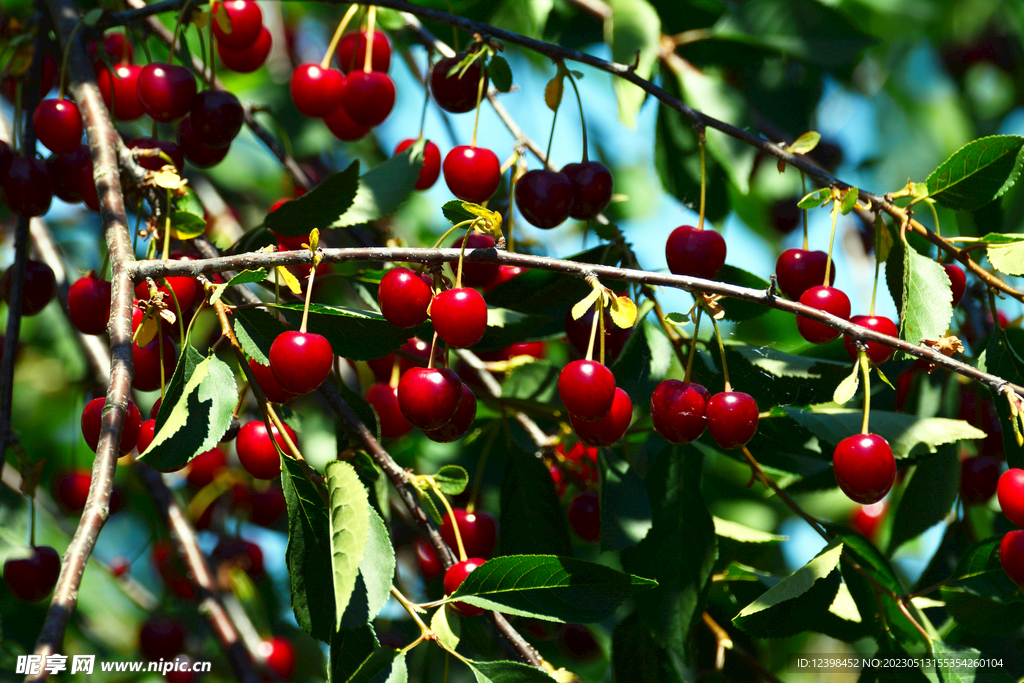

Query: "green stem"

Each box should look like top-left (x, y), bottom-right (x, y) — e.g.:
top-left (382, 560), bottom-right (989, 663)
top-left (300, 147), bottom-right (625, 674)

top-left (565, 69), bottom-right (587, 161)
top-left (824, 201), bottom-right (839, 286)
top-left (709, 312), bottom-right (730, 391)
top-left (321, 4), bottom-right (359, 69)
top-left (684, 307), bottom-right (702, 384)
top-left (455, 224), bottom-right (473, 289)
top-left (697, 130), bottom-right (707, 230)
top-left (585, 300), bottom-right (599, 362)
top-left (29, 495), bottom-right (36, 547)
top-left (363, 6), bottom-right (377, 73)
top-left (300, 257), bottom-right (318, 333)
top-left (598, 297), bottom-right (606, 365)
top-left (162, 188), bottom-right (172, 260)
top-left (860, 352), bottom-right (871, 434)
top-left (470, 58), bottom-right (486, 148)
top-left (431, 219), bottom-right (475, 249)
top-left (57, 18), bottom-right (85, 100)
top-left (801, 172), bottom-right (808, 251)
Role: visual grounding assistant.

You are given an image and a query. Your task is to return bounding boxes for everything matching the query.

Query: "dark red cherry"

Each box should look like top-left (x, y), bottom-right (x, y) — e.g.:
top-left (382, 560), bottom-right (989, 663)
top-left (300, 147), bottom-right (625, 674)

top-left (1, 260), bottom-right (56, 315)
top-left (236, 420), bottom-right (297, 480)
top-left (132, 334), bottom-right (178, 392)
top-left (33, 99), bottom-right (83, 154)
top-left (89, 33), bottom-right (134, 65)
top-left (96, 64), bottom-right (145, 120)
top-left (415, 537), bottom-right (444, 580)
top-left (843, 315), bottom-right (899, 364)
top-left (2, 157), bottom-right (52, 217)
top-left (324, 101), bottom-right (371, 141)
top-left (395, 138), bottom-right (441, 190)
top-left (68, 274), bottom-right (112, 335)
top-left (570, 387), bottom-right (633, 447)
top-left (650, 379), bottom-right (710, 444)
top-left (444, 558), bottom-right (487, 616)
top-left (1000, 531), bottom-right (1024, 587)
top-left (796, 286), bottom-right (851, 344)
top-left (217, 26), bottom-right (272, 73)
top-left (189, 90), bottom-right (243, 148)
top-left (431, 55), bottom-right (487, 113)
top-left (564, 308), bottom-right (631, 363)
top-left (850, 502), bottom-right (886, 539)
top-left (378, 267), bottom-right (432, 328)
top-left (46, 145), bottom-right (90, 202)
top-left (452, 234), bottom-right (498, 287)
top-left (211, 0), bottom-right (263, 50)
top-left (78, 155), bottom-right (100, 211)
top-left (997, 468), bottom-right (1024, 526)
top-left (558, 359), bottom-right (616, 422)
top-left (337, 30), bottom-right (391, 73)
top-left (3, 546), bottom-right (60, 602)
top-left (945, 263), bottom-right (966, 307)
top-left (431, 288), bottom-right (488, 348)
top-left (54, 469), bottom-right (92, 512)
top-left (443, 145), bottom-right (501, 204)
top-left (138, 63), bottom-right (197, 122)
top-left (290, 64), bottom-right (345, 118)
top-left (833, 433), bottom-right (896, 504)
top-left (249, 485), bottom-right (286, 527)
top-left (259, 637), bottom-right (296, 679)
top-left (424, 385), bottom-right (477, 442)
top-left (483, 265), bottom-right (525, 292)
top-left (139, 617), bottom-right (186, 661)
top-left (775, 249), bottom-right (834, 300)
top-left (81, 397), bottom-right (142, 455)
top-left (567, 491), bottom-right (600, 542)
top-left (705, 391), bottom-right (758, 450)
top-left (397, 367), bottom-right (463, 430)
top-left (129, 138), bottom-right (184, 172)
top-left (178, 117), bottom-right (231, 168)
top-left (516, 169), bottom-right (575, 229)
top-left (366, 337), bottom-right (431, 382)
top-left (366, 382), bottom-right (412, 439)
top-left (960, 455), bottom-right (1001, 506)
top-left (269, 331), bottom-right (334, 395)
top-left (441, 508), bottom-right (497, 559)
top-left (340, 71), bottom-right (395, 127)
top-left (562, 161), bottom-right (613, 219)
top-left (136, 419), bottom-right (156, 453)
top-left (248, 358), bottom-right (297, 404)
top-left (665, 225), bottom-right (727, 280)
top-left (186, 447), bottom-right (227, 488)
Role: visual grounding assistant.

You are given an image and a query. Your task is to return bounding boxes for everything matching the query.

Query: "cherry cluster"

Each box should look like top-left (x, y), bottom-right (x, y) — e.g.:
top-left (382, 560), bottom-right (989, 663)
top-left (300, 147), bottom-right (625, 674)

top-left (997, 469), bottom-right (1024, 586)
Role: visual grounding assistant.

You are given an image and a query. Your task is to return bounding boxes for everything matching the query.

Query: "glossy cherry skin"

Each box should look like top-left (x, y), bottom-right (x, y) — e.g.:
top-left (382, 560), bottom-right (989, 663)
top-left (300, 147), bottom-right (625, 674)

top-left (2, 260), bottom-right (55, 316)
top-left (395, 138), bottom-right (441, 190)
top-left (431, 288), bottom-right (488, 348)
top-left (444, 558), bottom-right (487, 616)
top-left (248, 359), bottom-right (297, 404)
top-left (944, 263), bottom-right (967, 307)
top-left (139, 617), bottom-right (186, 661)
top-left (850, 502), bottom-right (886, 540)
top-left (562, 161), bottom-right (613, 220)
top-left (378, 267), bottom-right (432, 328)
top-left (564, 308), bottom-right (631, 363)
top-left (1000, 531), bottom-right (1024, 587)
top-left (2, 157), bottom-right (53, 217)
top-left (397, 367), bottom-right (463, 430)
top-left (484, 265), bottom-right (526, 292)
top-left (338, 30), bottom-right (391, 73)
top-left (452, 234), bottom-right (498, 287)
top-left (960, 455), bottom-right (1002, 506)
top-left (178, 117), bottom-right (231, 168)
top-left (477, 342), bottom-right (547, 363)
top-left (47, 145), bottom-right (89, 203)
top-left (68, 274), bottom-right (112, 335)
top-left (33, 99), bottom-right (83, 154)
top-left (136, 419), bottom-right (156, 453)
top-left (796, 286), bottom-right (851, 344)
top-left (366, 337), bottom-right (431, 383)
top-left (341, 71), bottom-right (395, 127)
top-left (431, 55), bottom-right (487, 113)
top-left (54, 469), bottom-right (92, 512)
top-left (516, 170), bottom-right (575, 229)
top-left (843, 315), bottom-right (899, 364)
top-left (558, 360), bottom-right (616, 422)
top-left (705, 391), bottom-right (759, 450)
top-left (570, 387), bottom-right (633, 447)
top-left (183, 447), bottom-right (227, 488)
top-left (189, 90), bottom-right (243, 148)
top-left (96, 64), bottom-right (145, 120)
top-left (833, 433), bottom-right (896, 504)
top-left (443, 146), bottom-right (501, 204)
top-left (138, 63), bottom-right (197, 122)
top-left (81, 397), bottom-right (142, 454)
top-left (290, 64), bottom-right (345, 118)
top-left (237, 420), bottom-right (298, 480)
top-left (269, 331), bottom-right (334, 395)
top-left (211, 0), bottom-right (263, 49)
top-left (775, 249), bottom-right (834, 301)
top-left (997, 468), bottom-right (1024, 526)
top-left (425, 385), bottom-right (477, 442)
top-left (259, 637), bottom-right (296, 679)
top-left (366, 383), bottom-right (412, 439)
top-left (3, 546), bottom-right (60, 602)
top-left (441, 508), bottom-right (497, 559)
top-left (129, 137), bottom-right (184, 172)
top-left (89, 33), bottom-right (134, 65)
top-left (415, 537), bottom-right (444, 580)
top-left (665, 226), bottom-right (727, 280)
top-left (568, 491), bottom-right (600, 543)
top-left (132, 334), bottom-right (178, 392)
top-left (650, 379), bottom-right (710, 444)
top-left (217, 26), bottom-right (272, 72)
top-left (324, 101), bottom-right (371, 141)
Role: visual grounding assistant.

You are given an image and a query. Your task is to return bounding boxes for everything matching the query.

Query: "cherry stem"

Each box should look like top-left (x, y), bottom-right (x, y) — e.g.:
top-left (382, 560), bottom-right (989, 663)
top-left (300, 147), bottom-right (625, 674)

top-left (168, 0), bottom-right (193, 68)
top-left (565, 69), bottom-right (588, 162)
top-left (390, 586), bottom-right (431, 635)
top-left (427, 331), bottom-right (439, 369)
top-left (859, 351), bottom-right (871, 435)
top-left (162, 188), bottom-right (172, 260)
top-left (824, 201), bottom-right (838, 286)
top-left (455, 224), bottom-right (473, 289)
top-left (584, 299), bottom-right (600, 362)
top-left (362, 6), bottom-right (377, 73)
top-left (800, 172), bottom-right (808, 251)
top-left (870, 218), bottom-right (883, 317)
top-left (207, 8), bottom-right (215, 83)
top-left (300, 253), bottom-right (317, 334)
top-left (697, 129), bottom-right (707, 231)
top-left (29, 495), bottom-right (36, 547)
top-left (708, 311), bottom-right (730, 391)
top-left (432, 480), bottom-right (467, 561)
top-left (471, 56), bottom-right (486, 148)
top-left (598, 297), bottom-right (606, 366)
top-left (158, 330), bottom-right (167, 399)
top-left (684, 307), bottom-right (702, 384)
top-left (465, 425), bottom-right (498, 514)
top-left (418, 56), bottom-right (432, 140)
top-left (432, 219), bottom-right (475, 249)
top-left (925, 199), bottom-right (941, 240)
top-left (389, 358), bottom-right (401, 389)
top-left (57, 18), bottom-right (85, 100)
top-left (322, 4), bottom-right (359, 70)
top-left (544, 95), bottom-right (559, 164)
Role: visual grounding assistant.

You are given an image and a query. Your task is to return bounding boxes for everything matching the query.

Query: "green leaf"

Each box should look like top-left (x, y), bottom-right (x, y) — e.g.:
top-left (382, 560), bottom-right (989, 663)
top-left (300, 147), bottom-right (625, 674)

top-left (209, 268), bottom-right (268, 305)
top-left (986, 237), bottom-right (1024, 276)
top-left (600, 450), bottom-right (652, 551)
top-left (489, 55), bottom-right (513, 92)
top-left (610, 320), bottom-right (670, 402)
top-left (714, 517), bottom-right (786, 544)
top-left (442, 200), bottom-right (477, 226)
top-left (499, 453), bottom-right (574, 557)
top-left (261, 161), bottom-right (360, 237)
top-left (446, 555), bottom-right (657, 622)
top-left (978, 329), bottom-right (1024, 468)
top-left (605, 0), bottom-right (661, 128)
top-left (430, 606), bottom-right (460, 652)
top-left (275, 302), bottom-right (430, 361)
top-left (467, 660), bottom-right (556, 683)
top-left (727, 346), bottom-right (852, 408)
top-left (326, 461), bottom-right (371, 631)
top-left (170, 211), bottom-right (206, 239)
top-left (798, 187), bottom-right (831, 209)
top-left (886, 450), bottom-right (959, 554)
top-left (433, 465), bottom-right (469, 495)
top-left (335, 147), bottom-right (423, 228)
top-left (346, 648), bottom-right (406, 683)
top-left (360, 506), bottom-right (395, 622)
top-left (717, 265), bottom-right (770, 321)
top-left (839, 187), bottom-right (858, 215)
top-left (933, 642), bottom-right (982, 683)
top-left (887, 238), bottom-right (953, 350)
top-left (926, 135), bottom-right (1024, 211)
top-left (282, 457), bottom-right (333, 642)
top-left (612, 612), bottom-right (686, 683)
top-left (233, 307), bottom-right (288, 365)
top-left (328, 626), bottom-right (375, 682)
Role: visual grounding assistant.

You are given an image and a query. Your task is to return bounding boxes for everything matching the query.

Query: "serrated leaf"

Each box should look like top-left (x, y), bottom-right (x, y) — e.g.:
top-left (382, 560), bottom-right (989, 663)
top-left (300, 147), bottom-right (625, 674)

top-left (360, 506), bottom-right (394, 621)
top-left (467, 660), bottom-right (556, 683)
top-left (326, 461), bottom-right (371, 631)
top-left (605, 0), bottom-right (661, 128)
top-left (926, 135), bottom-right (1024, 211)
top-left (787, 131), bottom-right (821, 155)
top-left (334, 147), bottom-right (423, 228)
top-left (717, 265), bottom-right (771, 321)
top-left (209, 268), bottom-right (267, 305)
top-left (839, 187), bottom-right (858, 215)
top-left (430, 607), bottom-right (460, 652)
top-left (608, 295), bottom-right (637, 329)
top-left (442, 200), bottom-right (476, 225)
top-left (571, 288), bottom-right (601, 321)
top-left (986, 239), bottom-right (1024, 276)
top-left (347, 648), bottom-right (406, 683)
top-left (261, 162), bottom-right (360, 237)
top-left (500, 453), bottom-right (573, 557)
top-left (433, 465), bottom-right (468, 495)
top-left (798, 187), bottom-right (831, 209)
top-left (544, 72), bottom-right (564, 111)
top-left (713, 517), bottom-right (787, 544)
top-left (833, 362), bottom-right (860, 405)
top-left (489, 55), bottom-right (513, 92)
top-left (282, 457), bottom-right (334, 641)
top-left (900, 238), bottom-right (954, 348)
top-left (329, 626), bottom-right (376, 683)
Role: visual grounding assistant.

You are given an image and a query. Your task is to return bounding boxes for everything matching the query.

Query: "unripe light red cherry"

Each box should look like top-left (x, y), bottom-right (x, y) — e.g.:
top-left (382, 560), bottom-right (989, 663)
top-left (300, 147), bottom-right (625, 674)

top-left (431, 54), bottom-right (487, 113)
top-left (558, 360), bottom-right (616, 422)
top-left (3, 546), bottom-right (60, 602)
top-left (324, 101), bottom-right (370, 141)
top-left (337, 30), bottom-right (391, 74)
top-left (68, 274), bottom-right (112, 335)
top-left (516, 170), bottom-right (575, 229)
top-left (650, 379), bottom-right (710, 444)
top-left (378, 267), bottom-right (432, 328)
top-left (132, 334), bottom-right (178, 392)
top-left (665, 225), bottom-right (727, 280)
top-left (452, 234), bottom-right (498, 288)
top-left (248, 359), bottom-right (297, 404)
top-left (796, 285), bottom-right (851, 344)
top-left (562, 161), bottom-right (613, 220)
top-left (441, 509), bottom-right (497, 559)
top-left (138, 63), bottom-right (197, 122)
top-left (54, 469), bottom-right (92, 512)
top-left (269, 331), bottom-right (334, 395)
top-left (431, 288), bottom-right (488, 348)
top-left (33, 99), bottom-right (83, 154)
top-left (960, 455), bottom-right (1002, 506)
top-left (397, 367), bottom-right (463, 430)
top-left (945, 263), bottom-right (967, 307)
top-left (217, 27), bottom-right (272, 73)
top-left (340, 71), bottom-right (395, 127)
top-left (443, 146), bottom-right (501, 204)
top-left (567, 491), bottom-right (600, 542)
top-left (2, 260), bottom-right (56, 315)
top-left (833, 433), bottom-right (896, 504)
top-left (290, 64), bottom-right (345, 118)
top-left (850, 502), bottom-right (886, 539)
top-left (259, 637), bottom-right (296, 680)
top-left (424, 385), bottom-right (477, 442)
top-left (211, 0), bottom-right (263, 50)
top-left (775, 249), bottom-right (834, 300)
top-left (570, 387), bottom-right (633, 447)
top-left (395, 138), bottom-right (441, 190)
top-left (843, 315), bottom-right (899, 364)
top-left (999, 530), bottom-right (1024, 586)
top-left (366, 382), bottom-right (412, 439)
top-left (189, 89), bottom-right (244, 148)
top-left (705, 391), bottom-right (759, 450)
top-left (236, 420), bottom-right (298, 480)
top-left (997, 468), bottom-right (1024, 527)
top-left (81, 397), bottom-right (142, 455)
top-left (187, 447), bottom-right (228, 488)
top-left (444, 558), bottom-right (487, 616)
top-left (2, 157), bottom-right (53, 217)
top-left (96, 64), bottom-right (145, 120)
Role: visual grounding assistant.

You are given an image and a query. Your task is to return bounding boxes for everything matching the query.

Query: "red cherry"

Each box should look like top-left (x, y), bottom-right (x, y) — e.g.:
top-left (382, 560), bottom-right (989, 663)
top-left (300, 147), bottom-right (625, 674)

top-left (441, 508), bottom-right (497, 559)
top-left (324, 101), bottom-right (371, 141)
top-left (665, 226), bottom-right (727, 280)
top-left (259, 637), bottom-right (296, 679)
top-left (211, 0), bottom-right (263, 50)
top-left (415, 537), bottom-right (444, 580)
top-left (477, 342), bottom-right (547, 363)
top-left (132, 334), bottom-right (178, 392)
top-left (843, 315), bottom-right (899, 364)
top-left (33, 99), bottom-right (83, 154)
top-left (212, 537), bottom-right (264, 579)
top-left (516, 170), bottom-right (575, 229)
top-left (2, 260), bottom-right (56, 315)
top-left (431, 55), bottom-right (487, 113)
top-left (378, 267), bottom-right (432, 328)
top-left (187, 447), bottom-right (228, 488)
top-left (290, 64), bottom-right (345, 118)
top-left (248, 359), bottom-right (297, 404)
top-left (81, 397), bottom-right (142, 454)
top-left (960, 455), bottom-right (1002, 506)
top-left (397, 367), bottom-right (463, 430)
top-left (68, 274), bottom-right (112, 335)
top-left (178, 116), bottom-right (231, 168)
top-left (46, 144), bottom-right (89, 203)
top-left (564, 308), bottom-right (630, 363)
top-left (997, 469), bottom-right (1024, 526)
top-left (833, 433), bottom-right (896, 504)
top-left (138, 63), bottom-right (197, 122)
top-left (796, 286), bottom-right (851, 344)
top-left (137, 419), bottom-right (156, 453)
top-left (1000, 531), bottom-right (1024, 586)
top-left (444, 558), bottom-right (487, 616)
top-left (139, 617), bottom-right (185, 661)
top-left (483, 265), bottom-right (525, 292)
top-left (269, 331), bottom-right (334, 395)
top-left (217, 27), bottom-right (272, 73)
top-left (567, 491), bottom-right (600, 543)
top-left (562, 161), bottom-right (613, 220)
top-left (337, 30), bottom-right (391, 73)
top-left (340, 71), bottom-right (395, 127)
top-left (944, 263), bottom-right (966, 307)
top-left (705, 391), bottom-right (759, 450)
top-left (775, 249), bottom-right (835, 300)
top-left (3, 546), bottom-right (60, 602)
top-left (650, 379), bottom-right (710, 444)
top-left (2, 157), bottom-right (53, 217)
top-left (432, 288), bottom-right (488, 348)
top-left (558, 360), bottom-right (616, 422)
top-left (570, 387), bottom-right (633, 447)
top-left (850, 502), bottom-right (886, 539)
top-left (96, 64), bottom-right (145, 120)
top-left (249, 485), bottom-right (286, 527)
top-left (425, 385), bottom-right (477, 442)
top-left (366, 382), bottom-right (412, 439)
top-left (236, 420), bottom-right (298, 480)
top-left (189, 90), bottom-right (243, 148)
top-left (443, 145), bottom-right (501, 204)
top-left (89, 33), bottom-right (134, 65)
top-left (452, 234), bottom-right (498, 288)
top-left (129, 138), bottom-right (184, 172)
top-left (134, 274), bottom-right (197, 313)
top-left (78, 155), bottom-right (100, 211)
top-left (395, 138), bottom-right (442, 190)
top-left (54, 469), bottom-right (91, 512)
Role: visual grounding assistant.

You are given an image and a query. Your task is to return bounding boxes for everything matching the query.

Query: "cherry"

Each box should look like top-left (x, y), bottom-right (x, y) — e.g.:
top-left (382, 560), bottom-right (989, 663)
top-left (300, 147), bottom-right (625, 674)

top-left (705, 391), bottom-right (759, 450)
top-left (129, 138), bottom-right (184, 172)
top-left (452, 234), bottom-right (498, 287)
top-left (444, 558), bottom-right (487, 616)
top-left (443, 145), bottom-right (501, 204)
top-left (484, 265), bottom-right (526, 292)
top-left (324, 101), bottom-right (371, 141)
top-left (431, 55), bottom-right (487, 113)
top-left (665, 226), bottom-right (727, 280)
top-left (843, 315), bottom-right (899, 364)
top-left (431, 288), bottom-right (488, 348)
top-left (415, 537), bottom-right (444, 580)
top-left (109, 556), bottom-right (131, 578)
top-left (211, 0), bottom-right (263, 50)
top-left (3, 546), bottom-right (60, 602)
top-left (548, 462), bottom-right (567, 497)
top-left (477, 342), bottom-right (547, 363)
top-left (338, 30), bottom-right (391, 73)
top-left (68, 274), bottom-right (112, 335)
top-left (89, 33), bottom-right (134, 65)
top-left (47, 145), bottom-right (90, 203)
top-left (178, 117), bottom-right (231, 168)
top-left (650, 379), bottom-right (710, 444)
top-left (570, 387), bottom-right (633, 447)
top-left (833, 433), bottom-right (896, 504)
top-left (2, 157), bottom-right (53, 217)
top-left (96, 64), bottom-right (145, 120)
top-left (562, 161), bottom-right (613, 220)
top-left (82, 397), bottom-right (142, 454)
top-left (137, 419), bottom-right (156, 453)
top-left (796, 286), bottom-right (851, 344)
top-left (775, 249), bottom-right (834, 301)
top-left (945, 263), bottom-right (967, 307)
top-left (557, 443), bottom-right (599, 486)
top-left (441, 508), bottom-right (497, 559)
top-left (564, 308), bottom-right (630, 362)
top-left (79, 156), bottom-right (100, 211)
top-left (189, 90), bottom-right (243, 148)
top-left (136, 275), bottom-right (198, 312)
top-left (138, 63), bottom-right (197, 122)
top-left (340, 71), bottom-right (395, 127)
top-left (139, 617), bottom-right (185, 661)
top-left (366, 383), bottom-right (412, 439)
top-left (516, 170), bottom-right (575, 229)
top-left (395, 138), bottom-right (441, 190)
top-left (378, 267), bottom-right (432, 328)
top-left (367, 337), bottom-right (431, 382)
top-left (186, 447), bottom-right (228, 488)
top-left (290, 64), bottom-right (345, 118)
top-left (425, 385), bottom-right (477, 442)
top-left (960, 455), bottom-right (1002, 506)
top-left (248, 358), bottom-right (297, 404)
top-left (132, 334), bottom-right (178, 392)
top-left (397, 367), bottom-right (463, 430)
top-left (2, 260), bottom-right (56, 315)
top-left (1000, 530), bottom-right (1024, 587)
top-left (217, 27), bottom-right (272, 73)
top-left (33, 99), bottom-right (83, 154)
top-left (567, 491), bottom-right (600, 543)
top-left (249, 485), bottom-right (286, 527)
top-left (55, 469), bottom-right (92, 513)
top-left (850, 502), bottom-right (886, 540)
top-left (259, 637), bottom-right (296, 679)
top-left (558, 360), bottom-right (616, 422)
top-left (236, 420), bottom-right (298, 480)
top-left (269, 331), bottom-right (334, 395)
top-left (997, 468), bottom-right (1024, 526)
top-left (212, 537), bottom-right (264, 579)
